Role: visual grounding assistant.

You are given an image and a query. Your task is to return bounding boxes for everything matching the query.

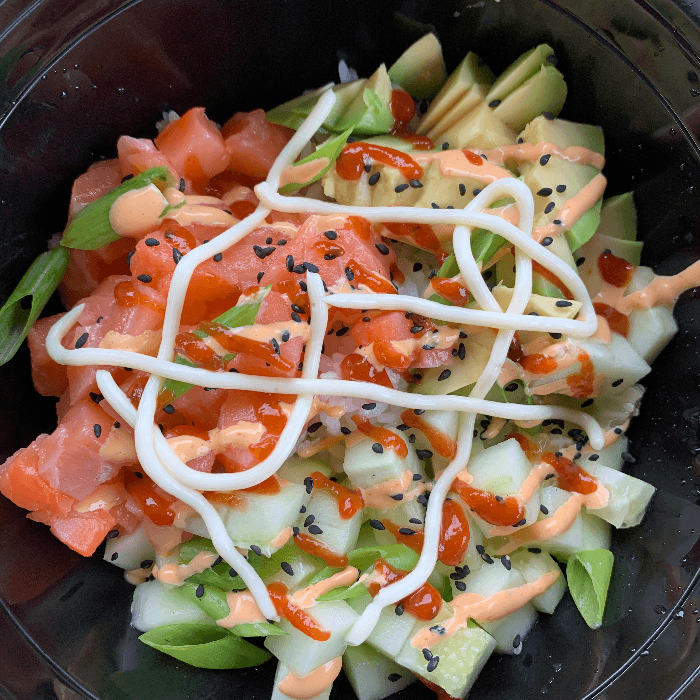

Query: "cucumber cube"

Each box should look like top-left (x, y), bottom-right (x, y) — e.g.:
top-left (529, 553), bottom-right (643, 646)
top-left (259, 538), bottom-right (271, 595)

top-left (584, 463), bottom-right (655, 528)
top-left (265, 601), bottom-right (358, 677)
top-left (265, 553), bottom-right (323, 591)
top-left (343, 431), bottom-right (420, 488)
top-left (301, 487), bottom-right (362, 556)
top-left (130, 579), bottom-right (214, 632)
top-left (395, 607), bottom-right (496, 698)
top-left (104, 525), bottom-right (155, 571)
top-left (509, 549), bottom-right (567, 614)
top-left (278, 455), bottom-right (332, 484)
top-left (343, 643), bottom-right (416, 700)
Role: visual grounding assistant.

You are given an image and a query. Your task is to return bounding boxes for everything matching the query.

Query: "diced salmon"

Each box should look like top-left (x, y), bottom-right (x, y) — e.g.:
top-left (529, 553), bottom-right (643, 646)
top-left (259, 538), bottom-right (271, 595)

top-left (171, 386), bottom-right (227, 431)
top-left (34, 399), bottom-right (123, 500)
top-left (117, 135), bottom-right (176, 179)
top-left (221, 109), bottom-right (294, 179)
top-left (69, 158), bottom-right (121, 219)
top-left (155, 108), bottom-right (230, 185)
top-left (0, 435), bottom-right (74, 516)
top-left (30, 508), bottom-right (117, 557)
top-left (28, 314), bottom-right (69, 397)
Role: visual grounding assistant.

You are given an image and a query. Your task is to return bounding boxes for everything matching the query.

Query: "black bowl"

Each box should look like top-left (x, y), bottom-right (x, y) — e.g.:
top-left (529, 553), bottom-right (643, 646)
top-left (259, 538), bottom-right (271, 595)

top-left (2, 1), bottom-right (700, 699)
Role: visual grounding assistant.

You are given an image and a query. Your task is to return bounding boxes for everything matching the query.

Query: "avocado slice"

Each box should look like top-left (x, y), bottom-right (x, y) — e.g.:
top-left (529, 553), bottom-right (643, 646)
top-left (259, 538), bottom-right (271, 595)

top-left (493, 64), bottom-right (567, 132)
top-left (487, 44), bottom-right (555, 102)
top-left (425, 83), bottom-right (489, 140)
top-left (435, 102), bottom-right (517, 150)
top-left (520, 115), bottom-right (605, 155)
top-left (266, 80), bottom-right (366, 131)
top-left (334, 64), bottom-right (394, 135)
top-left (388, 33), bottom-right (447, 99)
top-left (417, 52), bottom-right (495, 135)
top-left (596, 192), bottom-right (637, 241)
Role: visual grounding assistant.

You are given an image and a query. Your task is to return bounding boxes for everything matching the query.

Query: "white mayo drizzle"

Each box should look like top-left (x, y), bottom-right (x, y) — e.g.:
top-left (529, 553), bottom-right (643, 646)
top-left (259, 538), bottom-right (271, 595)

top-left (46, 89), bottom-right (605, 642)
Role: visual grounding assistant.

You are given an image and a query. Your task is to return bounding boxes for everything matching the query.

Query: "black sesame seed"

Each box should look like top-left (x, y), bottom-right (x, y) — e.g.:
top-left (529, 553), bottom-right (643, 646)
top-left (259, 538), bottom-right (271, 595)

top-left (514, 519), bottom-right (527, 527)
top-left (256, 271), bottom-right (264, 282)
top-left (363, 402), bottom-right (377, 410)
top-left (372, 442), bottom-right (384, 454)
top-left (229, 567), bottom-right (238, 578)
top-left (612, 378), bottom-right (624, 387)
top-left (398, 527), bottom-right (416, 537)
top-left (540, 154), bottom-right (551, 166)
top-left (438, 369), bottom-right (451, 382)
top-left (89, 392), bottom-right (103, 404)
top-left (416, 449), bottom-right (433, 460)
top-left (409, 518), bottom-right (423, 525)
top-left (395, 603), bottom-right (405, 616)
top-left (488, 99), bottom-right (501, 108)
top-left (307, 421), bottom-right (322, 434)
top-left (481, 552), bottom-right (495, 564)
top-left (555, 300), bottom-right (573, 307)
top-left (177, 177), bottom-right (186, 192)
top-left (537, 187), bottom-right (553, 197)
top-left (250, 545), bottom-right (262, 556)
top-left (473, 188), bottom-right (482, 197)
top-left (340, 426), bottom-right (352, 436)
top-left (304, 514), bottom-right (315, 528)
top-left (281, 561), bottom-right (294, 576)
top-left (308, 524), bottom-right (323, 535)
top-left (544, 201), bottom-right (556, 214)
top-left (576, 257), bottom-right (586, 267)
top-left (300, 505), bottom-right (307, 514)
top-left (431, 202), bottom-right (440, 209)
top-left (388, 673), bottom-right (402, 682)
top-left (410, 325), bottom-right (424, 334)
top-left (110, 552), bottom-right (119, 561)
top-left (75, 332), bottom-right (89, 349)
top-left (93, 424), bottom-right (102, 438)
top-left (528, 547), bottom-right (541, 554)
top-left (588, 454), bottom-right (600, 462)
top-left (369, 519), bottom-right (385, 531)
top-left (390, 493), bottom-right (404, 501)
top-left (459, 183), bottom-right (467, 196)
top-left (556, 184), bottom-right (567, 193)
top-left (134, 471), bottom-right (143, 479)
top-left (291, 312), bottom-right (301, 323)
top-left (286, 255), bottom-right (294, 272)
top-left (513, 634), bottom-right (521, 649)
top-left (394, 183), bottom-right (410, 193)
top-left (375, 243), bottom-right (390, 255)
top-left (303, 261), bottom-right (319, 273)
top-left (281, 330), bottom-right (290, 342)
top-left (543, 111), bottom-right (555, 120)
top-left (476, 544), bottom-right (485, 555)
top-left (364, 161), bottom-right (372, 173)
top-left (121, 173), bottom-right (134, 183)
top-left (455, 580), bottom-right (467, 591)
top-left (501, 555), bottom-right (512, 570)
top-left (145, 237), bottom-right (160, 247)
top-left (409, 179), bottom-right (423, 189)
top-left (172, 248), bottom-right (183, 264)
top-left (621, 451), bottom-right (636, 464)
top-left (541, 236), bottom-right (553, 246)
top-left (581, 399), bottom-right (594, 407)
top-left (137, 274), bottom-right (152, 283)
top-left (614, 427), bottom-right (623, 435)
top-left (540, 504), bottom-right (549, 515)
top-left (422, 648), bottom-right (433, 661)
top-left (304, 476), bottom-right (314, 494)
top-left (126, 250), bottom-right (134, 267)
top-left (213, 252), bottom-right (223, 262)
top-left (427, 656), bottom-right (439, 672)
top-left (550, 333), bottom-right (562, 340)
top-left (162, 404), bottom-right (175, 414)
top-left (107, 529), bottom-right (119, 539)
top-left (195, 583), bottom-right (205, 598)
top-left (212, 556), bottom-right (223, 566)
top-left (368, 172), bottom-right (380, 186)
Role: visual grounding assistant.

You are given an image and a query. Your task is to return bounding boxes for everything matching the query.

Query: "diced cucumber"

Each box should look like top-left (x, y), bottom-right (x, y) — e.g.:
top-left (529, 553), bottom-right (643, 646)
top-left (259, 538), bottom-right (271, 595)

top-left (411, 409), bottom-right (459, 472)
top-left (104, 526), bottom-right (155, 571)
top-left (626, 266), bottom-right (678, 363)
top-left (395, 609), bottom-right (496, 697)
top-left (418, 52), bottom-right (494, 135)
top-left (441, 510), bottom-right (487, 596)
top-left (272, 661), bottom-right (332, 700)
top-left (265, 553), bottom-right (323, 591)
top-left (493, 64), bottom-right (567, 132)
top-left (184, 482), bottom-right (310, 557)
top-left (388, 33), bottom-right (447, 100)
top-left (300, 487), bottom-right (362, 556)
top-left (370, 499), bottom-right (427, 543)
top-left (508, 549), bottom-right (567, 614)
top-left (462, 439), bottom-right (541, 537)
top-left (527, 333), bottom-right (650, 399)
top-left (349, 591), bottom-right (419, 659)
top-left (343, 431), bottom-right (420, 488)
top-left (460, 564), bottom-right (538, 653)
top-left (265, 601), bottom-right (358, 677)
top-left (278, 455), bottom-right (332, 484)
top-left (130, 579), bottom-right (215, 632)
top-left (537, 486), bottom-right (611, 557)
top-left (343, 643), bottom-right (416, 700)
top-left (584, 463), bottom-right (655, 528)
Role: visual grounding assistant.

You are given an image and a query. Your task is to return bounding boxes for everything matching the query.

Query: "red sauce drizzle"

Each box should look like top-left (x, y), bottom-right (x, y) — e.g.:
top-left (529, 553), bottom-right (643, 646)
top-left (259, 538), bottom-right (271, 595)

top-left (205, 491), bottom-right (244, 509)
top-left (389, 261), bottom-right (405, 284)
top-left (565, 351), bottom-right (595, 398)
top-left (462, 150), bottom-right (484, 166)
top-left (431, 277), bottom-right (470, 306)
top-left (369, 559), bottom-right (442, 621)
top-left (593, 302), bottom-right (630, 337)
top-left (124, 473), bottom-right (177, 526)
top-left (241, 475), bottom-right (282, 495)
top-left (532, 261), bottom-right (574, 300)
top-left (400, 409), bottom-right (457, 460)
top-left (598, 251), bottom-right (635, 288)
top-left (293, 531), bottom-right (348, 568)
top-left (438, 499), bottom-right (471, 566)
top-left (309, 471), bottom-right (364, 519)
top-left (336, 143), bottom-right (423, 181)
top-left (391, 131), bottom-right (434, 150)
top-left (174, 332), bottom-right (224, 371)
top-left (313, 238), bottom-right (345, 259)
top-left (382, 519), bottom-right (424, 555)
top-left (451, 479), bottom-right (524, 527)
top-left (345, 258), bottom-right (397, 294)
top-left (381, 222), bottom-right (447, 263)
top-left (229, 199), bottom-right (257, 220)
top-left (340, 353), bottom-right (393, 388)
top-left (351, 415), bottom-right (408, 458)
top-left (418, 678), bottom-right (459, 700)
top-left (509, 433), bottom-right (599, 495)
top-left (390, 88), bottom-right (415, 129)
top-left (267, 582), bottom-right (331, 641)
top-left (507, 335), bottom-right (524, 363)
top-left (507, 334), bottom-right (558, 376)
